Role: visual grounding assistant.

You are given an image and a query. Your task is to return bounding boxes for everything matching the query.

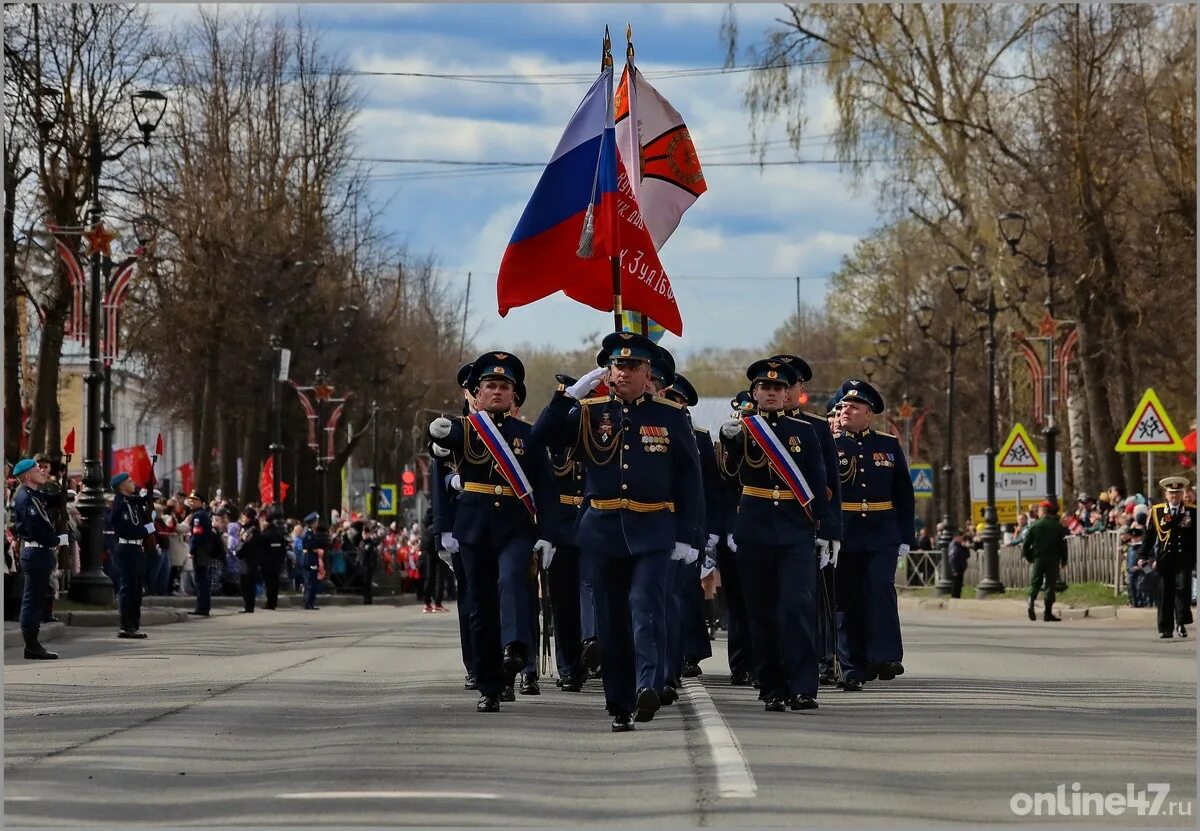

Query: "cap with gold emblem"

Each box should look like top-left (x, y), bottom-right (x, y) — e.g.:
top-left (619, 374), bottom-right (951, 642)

top-left (648, 344), bottom-right (676, 387)
top-left (597, 331), bottom-right (658, 366)
top-left (662, 373), bottom-right (698, 407)
top-left (1159, 475), bottom-right (1190, 492)
top-left (837, 378), bottom-right (885, 414)
top-left (746, 358), bottom-right (800, 387)
top-left (467, 351), bottom-right (526, 390)
top-left (769, 354), bottom-right (813, 383)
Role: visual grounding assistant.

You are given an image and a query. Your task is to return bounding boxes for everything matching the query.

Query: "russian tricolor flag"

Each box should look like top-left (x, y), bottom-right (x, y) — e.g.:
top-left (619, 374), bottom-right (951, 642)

top-left (497, 68), bottom-right (683, 335)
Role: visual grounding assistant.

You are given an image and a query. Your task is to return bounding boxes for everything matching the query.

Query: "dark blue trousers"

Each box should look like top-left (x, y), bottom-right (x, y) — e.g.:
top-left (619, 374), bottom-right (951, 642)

top-left (114, 544), bottom-right (144, 631)
top-left (19, 546), bottom-right (54, 636)
top-left (525, 575), bottom-right (539, 675)
top-left (579, 548), bottom-right (598, 642)
top-left (459, 537), bottom-right (534, 697)
top-left (738, 533), bottom-right (819, 701)
top-left (817, 562), bottom-right (837, 672)
top-left (680, 559), bottom-right (712, 663)
top-left (835, 545), bottom-right (904, 682)
top-left (547, 543), bottom-right (583, 679)
top-left (193, 564), bottom-right (212, 613)
top-left (587, 546), bottom-right (670, 715)
top-left (660, 558), bottom-right (683, 689)
top-left (715, 541), bottom-right (753, 677)
top-left (450, 549), bottom-right (474, 677)
top-left (302, 562), bottom-right (319, 609)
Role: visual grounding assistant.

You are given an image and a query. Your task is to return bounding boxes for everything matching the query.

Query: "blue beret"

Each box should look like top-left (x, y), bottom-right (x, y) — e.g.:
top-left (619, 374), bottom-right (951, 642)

top-left (598, 331), bottom-right (657, 366)
top-left (110, 472), bottom-right (131, 489)
top-left (838, 378), bottom-right (885, 414)
top-left (303, 511), bottom-right (320, 524)
top-left (746, 358), bottom-right (799, 387)
top-left (769, 354), bottom-right (814, 383)
top-left (12, 458), bottom-right (36, 477)
top-left (662, 373), bottom-right (698, 407)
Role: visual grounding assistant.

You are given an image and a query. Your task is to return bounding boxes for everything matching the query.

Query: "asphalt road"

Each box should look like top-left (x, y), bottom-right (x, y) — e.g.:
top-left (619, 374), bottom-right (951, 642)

top-left (4, 601), bottom-right (1195, 827)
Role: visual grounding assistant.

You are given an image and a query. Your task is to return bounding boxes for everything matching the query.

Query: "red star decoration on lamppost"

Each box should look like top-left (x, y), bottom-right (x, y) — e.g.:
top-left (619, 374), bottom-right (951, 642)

top-left (313, 383), bottom-right (335, 401)
top-left (1037, 311), bottom-right (1057, 337)
top-left (84, 222), bottom-right (118, 257)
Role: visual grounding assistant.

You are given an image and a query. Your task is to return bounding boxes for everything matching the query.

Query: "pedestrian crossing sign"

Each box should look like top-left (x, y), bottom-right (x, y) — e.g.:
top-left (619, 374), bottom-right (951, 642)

top-left (996, 423), bottom-right (1044, 473)
top-left (371, 484), bottom-right (398, 516)
top-left (909, 463), bottom-right (934, 498)
top-left (1115, 388), bottom-right (1184, 452)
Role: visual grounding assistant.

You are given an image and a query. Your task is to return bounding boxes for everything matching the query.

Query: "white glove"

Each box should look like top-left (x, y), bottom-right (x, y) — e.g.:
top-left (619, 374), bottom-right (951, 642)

top-left (534, 539), bottom-right (556, 570)
top-left (438, 548), bottom-right (453, 567)
top-left (144, 522), bottom-right (156, 534)
top-left (57, 533), bottom-right (68, 547)
top-left (429, 417), bottom-right (453, 439)
top-left (449, 473), bottom-right (463, 492)
top-left (816, 538), bottom-right (830, 570)
top-left (725, 533), bottom-right (737, 553)
top-left (705, 533), bottom-right (719, 554)
top-left (671, 541), bottom-right (690, 561)
top-left (831, 540), bottom-right (841, 568)
top-left (566, 366), bottom-right (608, 400)
top-left (898, 543), bottom-right (911, 559)
top-left (720, 419), bottom-right (742, 440)
top-left (439, 532), bottom-right (459, 554)
top-left (431, 443), bottom-right (451, 458)
top-left (685, 547), bottom-right (699, 565)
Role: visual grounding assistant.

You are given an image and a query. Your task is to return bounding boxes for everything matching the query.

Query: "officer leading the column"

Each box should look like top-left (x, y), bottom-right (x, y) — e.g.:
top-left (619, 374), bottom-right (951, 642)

top-left (832, 378), bottom-right (915, 690)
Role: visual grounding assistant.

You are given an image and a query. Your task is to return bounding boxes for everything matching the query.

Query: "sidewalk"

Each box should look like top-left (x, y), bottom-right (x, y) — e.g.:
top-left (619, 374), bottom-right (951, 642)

top-left (3, 592), bottom-right (418, 648)
top-left (897, 592), bottom-right (1158, 624)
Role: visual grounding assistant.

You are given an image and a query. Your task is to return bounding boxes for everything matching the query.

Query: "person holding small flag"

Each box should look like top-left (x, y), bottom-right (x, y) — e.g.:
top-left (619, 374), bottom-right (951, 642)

top-left (718, 359), bottom-right (832, 712)
top-left (428, 352), bottom-right (555, 714)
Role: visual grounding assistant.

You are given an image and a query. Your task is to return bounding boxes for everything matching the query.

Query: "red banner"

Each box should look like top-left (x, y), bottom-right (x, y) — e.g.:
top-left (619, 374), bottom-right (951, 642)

top-left (178, 462), bottom-right (195, 495)
top-left (259, 456), bottom-right (289, 505)
top-left (111, 445), bottom-right (154, 487)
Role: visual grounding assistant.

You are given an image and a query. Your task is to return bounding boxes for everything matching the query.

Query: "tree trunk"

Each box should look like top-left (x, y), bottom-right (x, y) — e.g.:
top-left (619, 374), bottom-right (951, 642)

top-left (1071, 284), bottom-right (1123, 490)
top-left (29, 297), bottom-right (69, 457)
top-left (195, 349), bottom-right (221, 497)
top-left (3, 166), bottom-right (23, 462)
top-left (239, 407), bottom-right (263, 504)
top-left (1065, 359), bottom-right (1089, 496)
top-left (219, 408), bottom-right (238, 500)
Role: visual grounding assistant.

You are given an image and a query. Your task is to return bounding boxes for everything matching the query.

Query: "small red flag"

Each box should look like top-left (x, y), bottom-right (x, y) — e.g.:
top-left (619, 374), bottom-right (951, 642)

top-left (154, 432), bottom-right (164, 457)
top-left (178, 462), bottom-right (195, 495)
top-left (259, 456), bottom-right (290, 505)
top-left (63, 427), bottom-right (76, 456)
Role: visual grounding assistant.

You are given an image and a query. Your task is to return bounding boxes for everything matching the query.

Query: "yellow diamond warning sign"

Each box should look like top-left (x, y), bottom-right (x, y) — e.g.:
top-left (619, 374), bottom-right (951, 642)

top-left (996, 423), bottom-right (1044, 473)
top-left (1115, 388), bottom-right (1184, 452)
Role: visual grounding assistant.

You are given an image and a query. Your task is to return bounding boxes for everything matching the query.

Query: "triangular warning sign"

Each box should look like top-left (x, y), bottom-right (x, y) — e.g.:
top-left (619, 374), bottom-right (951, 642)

top-left (1115, 388), bottom-right (1184, 452)
top-left (996, 423), bottom-right (1044, 473)
top-left (913, 470), bottom-right (933, 490)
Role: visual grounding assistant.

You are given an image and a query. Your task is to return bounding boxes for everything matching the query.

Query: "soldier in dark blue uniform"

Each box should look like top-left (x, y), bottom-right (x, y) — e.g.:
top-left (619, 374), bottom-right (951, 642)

top-left (718, 360), bottom-right (832, 712)
top-left (109, 472), bottom-right (154, 638)
top-left (533, 332), bottom-right (702, 731)
top-left (714, 391), bottom-right (756, 686)
top-left (832, 378), bottom-right (914, 690)
top-left (299, 512), bottom-right (324, 610)
top-left (184, 492), bottom-right (214, 616)
top-left (428, 352), bottom-right (555, 713)
top-left (772, 354), bottom-right (843, 685)
top-left (660, 371), bottom-right (716, 692)
top-left (10, 458), bottom-right (62, 659)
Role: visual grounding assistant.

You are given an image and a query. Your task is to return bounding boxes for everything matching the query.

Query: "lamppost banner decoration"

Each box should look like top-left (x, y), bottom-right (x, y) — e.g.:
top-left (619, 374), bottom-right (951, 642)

top-left (47, 224), bottom-right (87, 342)
top-left (103, 253), bottom-right (141, 366)
top-left (288, 380), bottom-right (320, 452)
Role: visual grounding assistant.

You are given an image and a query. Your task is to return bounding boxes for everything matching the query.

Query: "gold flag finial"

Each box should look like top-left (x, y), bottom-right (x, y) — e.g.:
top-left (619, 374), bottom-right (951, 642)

top-left (626, 23), bottom-right (634, 62)
top-left (602, 25), bottom-right (613, 70)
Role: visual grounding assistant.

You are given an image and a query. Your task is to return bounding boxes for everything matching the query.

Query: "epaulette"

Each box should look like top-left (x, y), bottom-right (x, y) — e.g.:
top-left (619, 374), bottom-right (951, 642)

top-left (694, 426), bottom-right (710, 434)
top-left (1151, 502), bottom-right (1167, 511)
top-left (579, 396), bottom-right (612, 406)
top-left (651, 395), bottom-right (684, 409)
top-left (872, 429), bottom-right (901, 440)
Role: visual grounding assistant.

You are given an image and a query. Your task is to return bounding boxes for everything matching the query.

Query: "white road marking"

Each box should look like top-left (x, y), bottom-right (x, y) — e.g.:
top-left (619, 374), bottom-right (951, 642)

top-left (276, 791), bottom-right (498, 800)
top-left (680, 678), bottom-right (757, 799)
top-left (5, 796), bottom-right (38, 801)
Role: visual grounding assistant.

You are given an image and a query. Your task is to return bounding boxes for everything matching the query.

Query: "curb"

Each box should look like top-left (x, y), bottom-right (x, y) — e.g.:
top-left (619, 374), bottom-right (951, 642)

top-left (898, 594), bottom-right (1145, 622)
top-left (3, 621), bottom-right (67, 649)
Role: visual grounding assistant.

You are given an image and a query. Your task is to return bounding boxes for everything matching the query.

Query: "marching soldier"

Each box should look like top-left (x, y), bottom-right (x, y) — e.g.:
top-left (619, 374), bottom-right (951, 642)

top-left (715, 391), bottom-right (756, 686)
top-left (10, 458), bottom-right (63, 659)
top-left (428, 352), bottom-right (555, 713)
top-left (1148, 476), bottom-right (1196, 639)
top-left (660, 371), bottom-right (716, 690)
top-left (833, 378), bottom-right (915, 690)
top-left (771, 354), bottom-right (843, 685)
top-left (719, 359), bottom-right (832, 712)
top-left (533, 332), bottom-right (702, 731)
top-left (109, 472), bottom-right (154, 638)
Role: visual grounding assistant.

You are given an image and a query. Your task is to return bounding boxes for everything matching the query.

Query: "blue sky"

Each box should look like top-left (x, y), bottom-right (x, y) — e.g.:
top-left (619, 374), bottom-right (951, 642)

top-left (151, 3), bottom-right (883, 358)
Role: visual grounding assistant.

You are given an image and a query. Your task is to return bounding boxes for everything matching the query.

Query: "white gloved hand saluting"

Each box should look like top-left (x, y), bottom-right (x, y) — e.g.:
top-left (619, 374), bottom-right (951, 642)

top-left (725, 534), bottom-right (737, 553)
top-left (429, 417), bottom-right (453, 439)
top-left (720, 419), bottom-right (742, 440)
top-left (449, 473), bottom-right (463, 492)
top-left (816, 538), bottom-right (830, 570)
top-left (534, 539), bottom-right (556, 570)
top-left (566, 366), bottom-right (608, 400)
top-left (439, 532), bottom-right (459, 555)
top-left (671, 541), bottom-right (691, 561)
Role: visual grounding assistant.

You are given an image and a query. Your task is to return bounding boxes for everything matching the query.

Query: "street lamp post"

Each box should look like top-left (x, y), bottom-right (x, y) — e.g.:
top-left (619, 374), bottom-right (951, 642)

top-left (368, 399), bottom-right (380, 520)
top-left (67, 90), bottom-right (167, 606)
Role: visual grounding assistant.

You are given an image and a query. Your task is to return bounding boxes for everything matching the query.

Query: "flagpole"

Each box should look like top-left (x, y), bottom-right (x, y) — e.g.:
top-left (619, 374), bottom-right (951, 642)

top-left (620, 25), bottom-right (650, 339)
top-left (601, 27), bottom-right (624, 333)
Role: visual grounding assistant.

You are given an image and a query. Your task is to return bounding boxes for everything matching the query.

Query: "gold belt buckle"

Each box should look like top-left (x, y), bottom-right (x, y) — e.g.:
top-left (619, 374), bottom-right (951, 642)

top-left (860, 500), bottom-right (869, 512)
top-left (772, 487), bottom-right (781, 500)
top-left (494, 485), bottom-right (504, 496)
top-left (620, 498), bottom-right (629, 508)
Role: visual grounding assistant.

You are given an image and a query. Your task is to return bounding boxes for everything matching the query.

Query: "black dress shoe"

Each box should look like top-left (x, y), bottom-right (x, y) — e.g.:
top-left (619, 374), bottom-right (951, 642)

top-left (611, 713), bottom-right (634, 732)
top-left (634, 687), bottom-right (660, 723)
top-left (872, 663), bottom-right (896, 681)
top-left (842, 679), bottom-right (864, 692)
top-left (888, 661), bottom-right (905, 677)
top-left (519, 673), bottom-right (540, 695)
top-left (659, 685), bottom-right (678, 706)
top-left (502, 643), bottom-right (527, 678)
top-left (1160, 632), bottom-right (1174, 639)
top-left (500, 685), bottom-right (516, 702)
top-left (764, 697), bottom-right (787, 712)
top-left (581, 639), bottom-right (601, 673)
top-left (788, 696), bottom-right (819, 711)
top-left (464, 675), bottom-right (478, 691)
top-left (1177, 625), bottom-right (1188, 638)
top-left (730, 671), bottom-right (752, 687)
top-left (1043, 613), bottom-right (1061, 622)
top-left (1027, 604), bottom-right (1036, 621)
top-left (476, 695), bottom-right (500, 713)
top-left (681, 659), bottom-right (702, 678)
top-left (118, 629), bottom-right (148, 639)
top-left (559, 675), bottom-right (583, 692)
top-left (42, 615), bottom-right (61, 624)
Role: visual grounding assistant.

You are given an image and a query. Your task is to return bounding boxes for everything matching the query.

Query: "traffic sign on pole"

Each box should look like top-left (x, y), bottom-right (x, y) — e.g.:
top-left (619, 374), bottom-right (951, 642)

top-left (909, 463), bottom-right (934, 498)
top-left (996, 423), bottom-right (1044, 473)
top-left (1115, 388), bottom-right (1184, 452)
top-left (371, 484), bottom-right (398, 516)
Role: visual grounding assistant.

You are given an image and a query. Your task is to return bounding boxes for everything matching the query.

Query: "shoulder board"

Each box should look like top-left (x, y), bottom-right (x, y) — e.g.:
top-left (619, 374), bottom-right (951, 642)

top-left (1152, 502), bottom-right (1167, 511)
top-left (872, 429), bottom-right (901, 440)
top-left (694, 426), bottom-right (710, 434)
top-left (651, 395), bottom-right (684, 410)
top-left (579, 396), bottom-right (610, 406)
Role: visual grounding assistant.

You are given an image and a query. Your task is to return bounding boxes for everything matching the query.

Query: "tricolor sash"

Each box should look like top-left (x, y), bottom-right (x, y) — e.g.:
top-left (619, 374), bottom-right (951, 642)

top-left (743, 414), bottom-right (815, 520)
top-left (466, 412), bottom-right (537, 520)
